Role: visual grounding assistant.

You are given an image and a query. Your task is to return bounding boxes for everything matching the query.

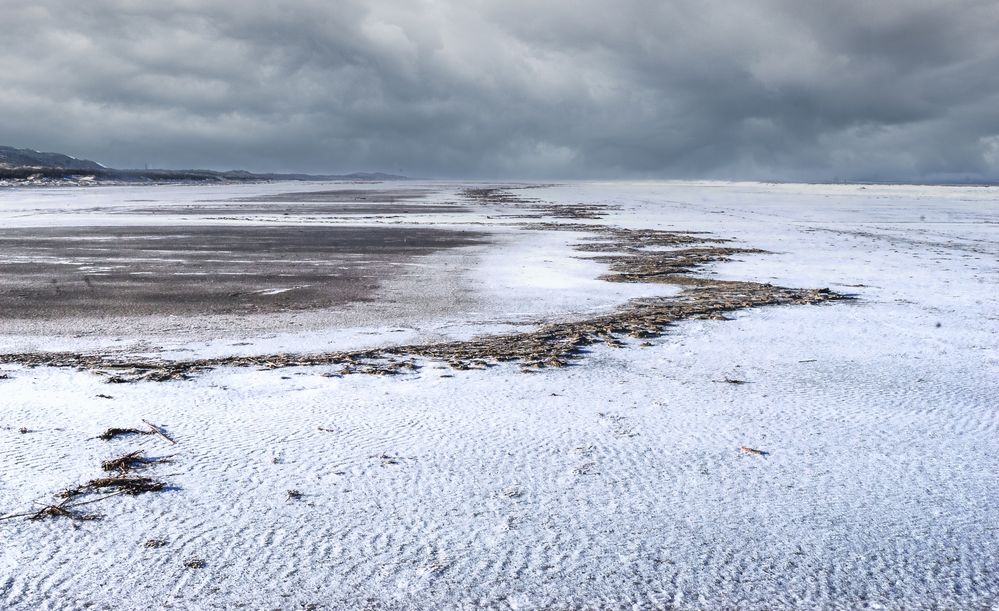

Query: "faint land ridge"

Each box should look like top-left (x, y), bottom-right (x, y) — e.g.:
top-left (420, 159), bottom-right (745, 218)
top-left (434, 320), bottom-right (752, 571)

top-left (0, 145), bottom-right (105, 171)
top-left (0, 145), bottom-right (407, 184)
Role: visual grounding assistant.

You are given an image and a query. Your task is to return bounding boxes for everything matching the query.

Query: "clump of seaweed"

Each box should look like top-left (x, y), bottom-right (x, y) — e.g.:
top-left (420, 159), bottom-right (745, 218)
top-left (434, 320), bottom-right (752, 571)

top-left (2, 419), bottom-right (178, 524)
top-left (104, 368), bottom-right (193, 383)
top-left (102, 450), bottom-right (148, 473)
top-left (60, 476), bottom-right (165, 499)
top-left (96, 420), bottom-right (175, 444)
top-left (101, 450), bottom-right (172, 474)
top-left (96, 427), bottom-right (153, 441)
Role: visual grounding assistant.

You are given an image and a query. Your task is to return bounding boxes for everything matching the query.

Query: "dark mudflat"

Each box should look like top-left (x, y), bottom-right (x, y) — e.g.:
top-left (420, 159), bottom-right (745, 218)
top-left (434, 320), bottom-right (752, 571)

top-left (126, 203), bottom-right (468, 216)
top-left (0, 224), bottom-right (486, 320)
top-left (125, 189), bottom-right (467, 216)
top-left (224, 188), bottom-right (437, 202)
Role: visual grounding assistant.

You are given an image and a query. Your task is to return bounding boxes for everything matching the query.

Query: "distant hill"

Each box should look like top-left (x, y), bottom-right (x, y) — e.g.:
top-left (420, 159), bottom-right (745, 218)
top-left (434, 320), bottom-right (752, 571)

top-left (0, 146), bottom-right (105, 171)
top-left (0, 146), bottom-right (407, 184)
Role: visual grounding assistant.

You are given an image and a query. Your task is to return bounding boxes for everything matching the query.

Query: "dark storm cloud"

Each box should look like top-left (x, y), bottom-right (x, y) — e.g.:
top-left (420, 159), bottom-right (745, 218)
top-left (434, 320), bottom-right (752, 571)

top-left (2, 0), bottom-right (998, 180)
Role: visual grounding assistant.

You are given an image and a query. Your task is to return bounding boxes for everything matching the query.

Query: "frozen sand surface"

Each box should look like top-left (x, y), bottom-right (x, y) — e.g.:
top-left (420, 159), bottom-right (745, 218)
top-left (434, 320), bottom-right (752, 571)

top-left (0, 182), bottom-right (675, 354)
top-left (1, 181), bottom-right (997, 609)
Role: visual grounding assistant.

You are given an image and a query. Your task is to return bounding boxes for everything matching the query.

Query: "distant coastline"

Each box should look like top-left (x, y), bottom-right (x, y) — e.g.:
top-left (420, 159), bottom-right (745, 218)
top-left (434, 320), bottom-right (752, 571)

top-left (0, 145), bottom-right (407, 186)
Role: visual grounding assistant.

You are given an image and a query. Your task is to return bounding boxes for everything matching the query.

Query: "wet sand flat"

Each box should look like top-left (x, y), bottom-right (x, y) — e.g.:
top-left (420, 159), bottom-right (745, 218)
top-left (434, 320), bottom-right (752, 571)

top-left (0, 224), bottom-right (486, 320)
top-left (125, 188), bottom-right (468, 216)
top-left (125, 203), bottom-right (468, 216)
top-left (224, 188), bottom-right (438, 202)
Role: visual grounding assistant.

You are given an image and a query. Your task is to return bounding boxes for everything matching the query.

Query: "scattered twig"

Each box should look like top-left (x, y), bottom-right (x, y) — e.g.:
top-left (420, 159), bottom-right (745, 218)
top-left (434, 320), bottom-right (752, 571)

top-left (1, 491), bottom-right (125, 522)
top-left (142, 419), bottom-right (177, 445)
top-left (29, 503), bottom-right (85, 521)
top-left (57, 490), bottom-right (128, 508)
top-left (0, 509), bottom-right (38, 521)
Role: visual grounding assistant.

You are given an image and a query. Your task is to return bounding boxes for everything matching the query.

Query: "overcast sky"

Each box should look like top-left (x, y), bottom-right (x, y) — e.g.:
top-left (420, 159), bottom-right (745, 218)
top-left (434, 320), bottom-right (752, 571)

top-left (2, 0), bottom-right (999, 180)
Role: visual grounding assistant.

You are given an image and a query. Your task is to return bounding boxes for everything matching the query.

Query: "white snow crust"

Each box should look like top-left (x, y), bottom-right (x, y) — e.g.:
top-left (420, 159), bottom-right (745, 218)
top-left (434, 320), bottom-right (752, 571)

top-left (1, 181), bottom-right (997, 609)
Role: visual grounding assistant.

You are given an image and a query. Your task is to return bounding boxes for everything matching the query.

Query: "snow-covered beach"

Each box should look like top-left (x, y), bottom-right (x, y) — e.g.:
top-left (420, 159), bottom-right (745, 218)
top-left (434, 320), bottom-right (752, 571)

top-left (1, 181), bottom-right (997, 609)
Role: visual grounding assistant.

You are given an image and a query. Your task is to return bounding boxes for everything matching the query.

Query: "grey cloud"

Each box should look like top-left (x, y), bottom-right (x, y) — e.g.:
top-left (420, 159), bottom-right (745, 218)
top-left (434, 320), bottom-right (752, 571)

top-left (2, 0), bottom-right (998, 180)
